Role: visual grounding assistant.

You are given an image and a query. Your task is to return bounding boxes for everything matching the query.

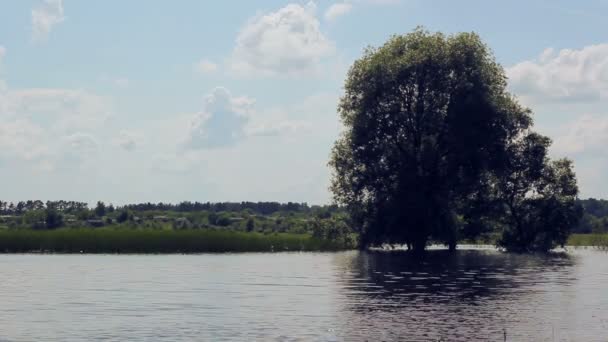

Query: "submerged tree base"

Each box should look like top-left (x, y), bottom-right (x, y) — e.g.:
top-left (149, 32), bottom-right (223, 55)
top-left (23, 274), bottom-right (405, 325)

top-left (0, 229), bottom-right (353, 253)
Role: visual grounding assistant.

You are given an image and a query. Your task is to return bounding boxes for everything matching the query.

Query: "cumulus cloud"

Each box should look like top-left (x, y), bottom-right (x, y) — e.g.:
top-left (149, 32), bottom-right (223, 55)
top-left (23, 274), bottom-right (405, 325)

top-left (0, 88), bottom-right (111, 132)
top-left (194, 59), bottom-right (218, 74)
top-left (31, 0), bottom-right (65, 42)
top-left (230, 2), bottom-right (334, 76)
top-left (183, 87), bottom-right (252, 149)
top-left (552, 114), bottom-right (608, 157)
top-left (324, 2), bottom-right (353, 21)
top-left (181, 87), bottom-right (316, 149)
top-left (0, 77), bottom-right (112, 171)
top-left (0, 120), bottom-right (48, 162)
top-left (507, 44), bottom-right (608, 103)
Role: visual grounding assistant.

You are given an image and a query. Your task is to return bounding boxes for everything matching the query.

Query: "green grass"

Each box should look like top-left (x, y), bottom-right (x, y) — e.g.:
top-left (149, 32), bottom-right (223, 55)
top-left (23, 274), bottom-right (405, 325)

top-left (0, 228), bottom-right (353, 253)
top-left (567, 233), bottom-right (608, 248)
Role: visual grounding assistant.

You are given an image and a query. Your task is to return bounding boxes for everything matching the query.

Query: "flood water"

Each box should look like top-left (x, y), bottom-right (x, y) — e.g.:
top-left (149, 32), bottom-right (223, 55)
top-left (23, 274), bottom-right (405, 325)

top-left (0, 248), bottom-right (607, 341)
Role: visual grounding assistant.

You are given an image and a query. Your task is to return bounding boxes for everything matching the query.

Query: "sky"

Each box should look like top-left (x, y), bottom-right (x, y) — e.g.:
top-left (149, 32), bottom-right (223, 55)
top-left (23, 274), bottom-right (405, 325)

top-left (0, 0), bottom-right (607, 205)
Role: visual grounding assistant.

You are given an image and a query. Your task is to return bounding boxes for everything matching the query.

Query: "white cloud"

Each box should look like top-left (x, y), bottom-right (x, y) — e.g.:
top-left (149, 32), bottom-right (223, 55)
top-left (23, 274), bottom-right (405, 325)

top-left (230, 2), bottom-right (335, 76)
top-left (194, 59), bottom-right (218, 74)
top-left (552, 114), bottom-right (608, 156)
top-left (0, 120), bottom-right (48, 162)
top-left (507, 44), bottom-right (608, 103)
top-left (324, 2), bottom-right (353, 21)
top-left (248, 121), bottom-right (311, 137)
top-left (0, 88), bottom-right (111, 132)
top-left (181, 86), bottom-right (327, 150)
top-left (63, 132), bottom-right (98, 156)
top-left (183, 87), bottom-right (252, 149)
top-left (31, 0), bottom-right (65, 42)
top-left (0, 80), bottom-right (112, 172)
top-left (323, 0), bottom-right (401, 22)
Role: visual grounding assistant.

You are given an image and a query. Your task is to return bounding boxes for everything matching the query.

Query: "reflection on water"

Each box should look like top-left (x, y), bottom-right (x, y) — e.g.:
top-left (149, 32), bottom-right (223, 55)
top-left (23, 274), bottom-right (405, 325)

top-left (333, 249), bottom-right (585, 341)
top-left (0, 249), bottom-right (606, 341)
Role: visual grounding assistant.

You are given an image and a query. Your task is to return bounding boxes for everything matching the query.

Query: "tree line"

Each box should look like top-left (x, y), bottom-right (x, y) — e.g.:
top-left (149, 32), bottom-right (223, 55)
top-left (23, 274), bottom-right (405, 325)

top-left (576, 198), bottom-right (608, 233)
top-left (0, 200), bottom-right (340, 216)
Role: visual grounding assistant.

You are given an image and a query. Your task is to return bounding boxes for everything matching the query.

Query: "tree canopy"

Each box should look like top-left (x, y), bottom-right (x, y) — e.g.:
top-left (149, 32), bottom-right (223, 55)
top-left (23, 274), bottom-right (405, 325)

top-left (330, 28), bottom-right (581, 253)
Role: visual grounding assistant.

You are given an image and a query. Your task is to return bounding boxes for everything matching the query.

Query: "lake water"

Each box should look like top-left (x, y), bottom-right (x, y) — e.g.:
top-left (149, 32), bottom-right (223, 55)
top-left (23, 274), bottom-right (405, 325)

top-left (0, 248), bottom-right (607, 341)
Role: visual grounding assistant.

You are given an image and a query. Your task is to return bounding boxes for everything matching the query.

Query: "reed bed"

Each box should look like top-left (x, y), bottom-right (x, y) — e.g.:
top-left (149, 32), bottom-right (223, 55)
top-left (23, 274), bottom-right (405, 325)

top-left (567, 233), bottom-right (608, 248)
top-left (0, 229), bottom-right (351, 253)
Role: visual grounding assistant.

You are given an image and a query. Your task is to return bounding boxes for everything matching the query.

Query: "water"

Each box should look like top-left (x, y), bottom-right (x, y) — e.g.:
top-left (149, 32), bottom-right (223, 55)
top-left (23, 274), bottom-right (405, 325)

top-left (0, 248), bottom-right (607, 341)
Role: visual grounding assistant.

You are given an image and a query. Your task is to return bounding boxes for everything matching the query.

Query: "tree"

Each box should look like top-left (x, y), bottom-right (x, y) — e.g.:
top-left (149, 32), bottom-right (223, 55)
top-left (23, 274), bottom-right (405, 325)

top-left (494, 135), bottom-right (582, 251)
top-left (45, 209), bottom-right (64, 229)
top-left (116, 210), bottom-right (130, 223)
top-left (95, 201), bottom-right (106, 217)
top-left (246, 218), bottom-right (255, 232)
top-left (330, 28), bottom-right (579, 253)
top-left (208, 212), bottom-right (219, 225)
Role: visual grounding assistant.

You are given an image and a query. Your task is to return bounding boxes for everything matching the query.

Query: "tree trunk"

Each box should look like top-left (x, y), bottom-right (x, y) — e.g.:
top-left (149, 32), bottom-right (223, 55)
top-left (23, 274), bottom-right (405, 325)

top-left (448, 240), bottom-right (457, 252)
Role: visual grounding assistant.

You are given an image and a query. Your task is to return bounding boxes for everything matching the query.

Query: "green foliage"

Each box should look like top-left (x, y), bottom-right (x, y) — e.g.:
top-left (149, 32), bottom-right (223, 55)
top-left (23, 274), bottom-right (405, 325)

top-left (22, 210), bottom-right (46, 229)
top-left (116, 210), bottom-right (130, 223)
top-left (208, 212), bottom-right (219, 225)
top-left (216, 214), bottom-right (232, 227)
top-left (311, 216), bottom-right (355, 248)
top-left (45, 209), bottom-right (64, 229)
top-left (496, 156), bottom-right (582, 252)
top-left (94, 201), bottom-right (106, 217)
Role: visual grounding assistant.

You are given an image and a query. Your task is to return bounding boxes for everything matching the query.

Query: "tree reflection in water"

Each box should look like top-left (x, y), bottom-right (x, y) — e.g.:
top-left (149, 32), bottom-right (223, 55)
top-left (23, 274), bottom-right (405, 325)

top-left (331, 249), bottom-right (576, 341)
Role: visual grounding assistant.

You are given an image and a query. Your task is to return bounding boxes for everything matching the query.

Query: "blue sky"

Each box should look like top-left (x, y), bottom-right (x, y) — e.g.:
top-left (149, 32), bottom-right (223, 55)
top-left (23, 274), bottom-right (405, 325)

top-left (0, 0), bottom-right (607, 205)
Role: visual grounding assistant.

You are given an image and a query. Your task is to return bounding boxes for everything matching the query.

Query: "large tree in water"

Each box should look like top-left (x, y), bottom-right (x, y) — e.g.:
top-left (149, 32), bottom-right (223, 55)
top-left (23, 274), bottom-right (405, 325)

top-left (330, 28), bottom-right (580, 253)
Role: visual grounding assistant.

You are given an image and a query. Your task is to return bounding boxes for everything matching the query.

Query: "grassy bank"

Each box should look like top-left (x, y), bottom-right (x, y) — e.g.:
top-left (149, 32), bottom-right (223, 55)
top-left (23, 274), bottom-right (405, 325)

top-left (0, 229), bottom-right (352, 253)
top-left (567, 233), bottom-right (608, 248)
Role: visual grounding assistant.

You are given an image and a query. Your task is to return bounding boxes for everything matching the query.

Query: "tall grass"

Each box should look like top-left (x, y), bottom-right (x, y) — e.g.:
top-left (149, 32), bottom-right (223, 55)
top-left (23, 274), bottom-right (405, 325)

top-left (0, 229), bottom-right (352, 253)
top-left (567, 233), bottom-right (608, 248)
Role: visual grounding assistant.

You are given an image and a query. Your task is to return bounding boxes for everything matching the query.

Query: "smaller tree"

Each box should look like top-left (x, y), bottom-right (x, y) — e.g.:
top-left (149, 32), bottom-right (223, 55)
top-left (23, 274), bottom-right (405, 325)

top-left (116, 210), bottom-right (130, 223)
top-left (207, 212), bottom-right (219, 225)
top-left (496, 134), bottom-right (582, 252)
top-left (216, 215), bottom-right (231, 227)
top-left (45, 209), bottom-right (64, 229)
top-left (94, 201), bottom-right (106, 217)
